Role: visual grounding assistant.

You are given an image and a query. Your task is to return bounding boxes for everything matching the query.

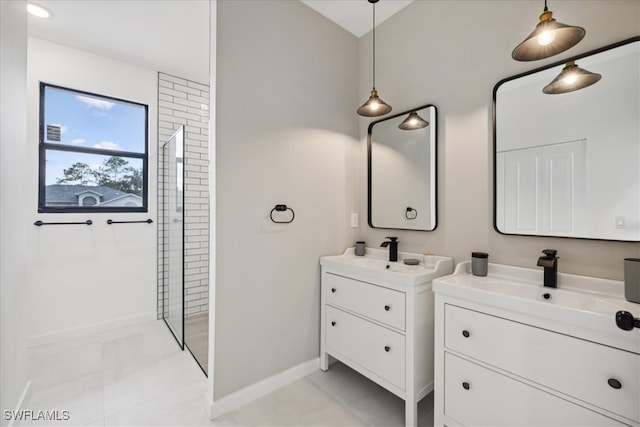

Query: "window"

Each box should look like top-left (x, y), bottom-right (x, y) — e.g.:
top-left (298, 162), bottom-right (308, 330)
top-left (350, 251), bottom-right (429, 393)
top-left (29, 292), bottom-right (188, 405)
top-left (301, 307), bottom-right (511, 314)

top-left (38, 83), bottom-right (148, 213)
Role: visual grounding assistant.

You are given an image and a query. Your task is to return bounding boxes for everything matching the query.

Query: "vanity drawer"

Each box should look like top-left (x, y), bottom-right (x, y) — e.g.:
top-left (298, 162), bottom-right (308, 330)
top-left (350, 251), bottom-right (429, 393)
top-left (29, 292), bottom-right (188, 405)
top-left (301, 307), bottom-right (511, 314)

top-left (325, 305), bottom-right (405, 390)
top-left (445, 304), bottom-right (640, 423)
top-left (444, 352), bottom-right (624, 426)
top-left (324, 273), bottom-right (405, 331)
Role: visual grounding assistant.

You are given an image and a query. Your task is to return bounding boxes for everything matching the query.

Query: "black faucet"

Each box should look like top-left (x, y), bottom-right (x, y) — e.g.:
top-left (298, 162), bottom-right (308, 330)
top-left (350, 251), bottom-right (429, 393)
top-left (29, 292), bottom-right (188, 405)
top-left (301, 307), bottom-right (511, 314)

top-left (380, 237), bottom-right (398, 262)
top-left (537, 249), bottom-right (558, 288)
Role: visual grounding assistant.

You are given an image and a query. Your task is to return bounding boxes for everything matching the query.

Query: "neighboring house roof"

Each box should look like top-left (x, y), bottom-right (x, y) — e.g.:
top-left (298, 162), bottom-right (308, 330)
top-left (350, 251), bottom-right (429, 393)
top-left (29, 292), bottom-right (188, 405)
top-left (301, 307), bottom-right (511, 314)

top-left (99, 193), bottom-right (143, 207)
top-left (74, 189), bottom-right (103, 197)
top-left (45, 184), bottom-right (142, 206)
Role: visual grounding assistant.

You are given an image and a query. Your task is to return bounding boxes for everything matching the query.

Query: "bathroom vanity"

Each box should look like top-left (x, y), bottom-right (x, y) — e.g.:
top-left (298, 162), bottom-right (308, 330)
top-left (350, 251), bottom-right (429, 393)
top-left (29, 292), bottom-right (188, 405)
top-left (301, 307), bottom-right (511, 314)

top-left (432, 261), bottom-right (640, 427)
top-left (320, 248), bottom-right (453, 427)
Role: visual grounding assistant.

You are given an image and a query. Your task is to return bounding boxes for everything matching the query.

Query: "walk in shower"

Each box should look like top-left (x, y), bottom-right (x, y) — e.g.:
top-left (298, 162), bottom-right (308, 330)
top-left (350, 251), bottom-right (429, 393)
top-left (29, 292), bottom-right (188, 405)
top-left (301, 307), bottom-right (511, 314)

top-left (161, 126), bottom-right (185, 349)
top-left (158, 73), bottom-right (210, 375)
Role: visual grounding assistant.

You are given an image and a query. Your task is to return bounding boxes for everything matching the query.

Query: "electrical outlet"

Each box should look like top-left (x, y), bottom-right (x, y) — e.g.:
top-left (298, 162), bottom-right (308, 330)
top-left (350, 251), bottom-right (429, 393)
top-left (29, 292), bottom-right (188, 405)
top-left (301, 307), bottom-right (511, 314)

top-left (350, 213), bottom-right (359, 228)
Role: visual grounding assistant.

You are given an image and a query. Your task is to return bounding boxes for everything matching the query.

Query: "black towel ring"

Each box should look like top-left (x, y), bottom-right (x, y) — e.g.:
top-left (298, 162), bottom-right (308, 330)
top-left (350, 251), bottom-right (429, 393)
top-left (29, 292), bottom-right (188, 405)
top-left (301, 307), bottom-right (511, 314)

top-left (405, 207), bottom-right (418, 220)
top-left (270, 204), bottom-right (295, 224)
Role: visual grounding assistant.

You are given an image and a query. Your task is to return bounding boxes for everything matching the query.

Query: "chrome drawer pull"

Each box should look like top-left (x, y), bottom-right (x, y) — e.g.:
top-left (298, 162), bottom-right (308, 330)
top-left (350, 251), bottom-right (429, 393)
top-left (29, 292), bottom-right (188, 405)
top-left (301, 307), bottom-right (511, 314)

top-left (384, 346), bottom-right (390, 352)
top-left (331, 321), bottom-right (336, 327)
top-left (462, 382), bottom-right (470, 390)
top-left (462, 330), bottom-right (470, 338)
top-left (384, 305), bottom-right (391, 311)
top-left (608, 378), bottom-right (622, 389)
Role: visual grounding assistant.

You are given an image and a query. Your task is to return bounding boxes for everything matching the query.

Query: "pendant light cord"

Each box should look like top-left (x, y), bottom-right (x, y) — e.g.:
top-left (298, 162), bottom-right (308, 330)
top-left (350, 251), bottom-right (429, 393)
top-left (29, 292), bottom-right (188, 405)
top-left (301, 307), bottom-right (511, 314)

top-left (372, 1), bottom-right (376, 89)
top-left (543, 0), bottom-right (548, 12)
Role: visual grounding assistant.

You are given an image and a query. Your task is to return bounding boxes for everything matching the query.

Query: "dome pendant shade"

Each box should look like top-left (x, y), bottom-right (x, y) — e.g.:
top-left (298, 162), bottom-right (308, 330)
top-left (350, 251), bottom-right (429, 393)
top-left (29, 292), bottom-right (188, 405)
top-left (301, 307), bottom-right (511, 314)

top-left (398, 111), bottom-right (429, 130)
top-left (512, 9), bottom-right (585, 61)
top-left (357, 89), bottom-right (392, 117)
top-left (542, 61), bottom-right (602, 94)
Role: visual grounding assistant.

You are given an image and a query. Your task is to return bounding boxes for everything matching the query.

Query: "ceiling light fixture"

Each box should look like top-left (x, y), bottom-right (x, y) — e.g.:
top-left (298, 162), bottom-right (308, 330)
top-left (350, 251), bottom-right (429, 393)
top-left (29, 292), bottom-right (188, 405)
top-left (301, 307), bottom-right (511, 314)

top-left (357, 0), bottom-right (392, 117)
top-left (27, 3), bottom-right (51, 18)
top-left (398, 111), bottom-right (429, 130)
top-left (542, 61), bottom-right (602, 94)
top-left (512, 0), bottom-right (584, 62)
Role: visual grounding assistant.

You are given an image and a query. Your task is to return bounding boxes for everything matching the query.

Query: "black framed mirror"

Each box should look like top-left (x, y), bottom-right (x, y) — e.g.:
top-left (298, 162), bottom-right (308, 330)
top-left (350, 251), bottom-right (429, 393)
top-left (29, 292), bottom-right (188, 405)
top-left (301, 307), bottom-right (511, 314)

top-left (494, 37), bottom-right (640, 242)
top-left (368, 104), bottom-right (437, 231)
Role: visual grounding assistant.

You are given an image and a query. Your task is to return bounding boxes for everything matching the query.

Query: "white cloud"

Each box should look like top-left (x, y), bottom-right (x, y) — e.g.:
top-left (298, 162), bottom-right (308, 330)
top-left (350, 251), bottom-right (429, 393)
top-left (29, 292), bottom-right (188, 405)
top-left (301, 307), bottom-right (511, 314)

top-left (76, 95), bottom-right (115, 111)
top-left (71, 138), bottom-right (85, 145)
top-left (93, 141), bottom-right (122, 150)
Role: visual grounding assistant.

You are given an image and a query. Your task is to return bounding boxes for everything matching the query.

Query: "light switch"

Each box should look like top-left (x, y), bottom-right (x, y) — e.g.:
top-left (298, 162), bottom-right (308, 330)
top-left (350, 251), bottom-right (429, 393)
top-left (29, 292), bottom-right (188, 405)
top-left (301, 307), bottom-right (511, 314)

top-left (615, 216), bottom-right (626, 229)
top-left (351, 213), bottom-right (358, 228)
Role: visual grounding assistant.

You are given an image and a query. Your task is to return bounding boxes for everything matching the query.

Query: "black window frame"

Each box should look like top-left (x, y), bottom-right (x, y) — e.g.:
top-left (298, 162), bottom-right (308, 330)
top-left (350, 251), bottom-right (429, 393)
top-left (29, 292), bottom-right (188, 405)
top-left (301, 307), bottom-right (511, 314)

top-left (38, 82), bottom-right (149, 213)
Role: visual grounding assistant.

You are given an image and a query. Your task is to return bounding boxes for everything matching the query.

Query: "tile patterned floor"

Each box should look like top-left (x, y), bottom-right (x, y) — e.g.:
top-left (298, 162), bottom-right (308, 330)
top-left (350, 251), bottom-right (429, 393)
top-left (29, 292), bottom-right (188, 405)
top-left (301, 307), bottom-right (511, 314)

top-left (24, 320), bottom-right (434, 426)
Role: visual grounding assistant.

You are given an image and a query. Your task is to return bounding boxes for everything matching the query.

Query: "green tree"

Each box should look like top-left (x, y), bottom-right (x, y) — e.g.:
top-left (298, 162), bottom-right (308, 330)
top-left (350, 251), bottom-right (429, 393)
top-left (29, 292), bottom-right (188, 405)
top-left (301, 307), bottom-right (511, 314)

top-left (56, 162), bottom-right (96, 185)
top-left (93, 156), bottom-right (142, 195)
top-left (95, 156), bottom-right (128, 185)
top-left (57, 156), bottom-right (142, 195)
top-left (121, 166), bottom-right (143, 195)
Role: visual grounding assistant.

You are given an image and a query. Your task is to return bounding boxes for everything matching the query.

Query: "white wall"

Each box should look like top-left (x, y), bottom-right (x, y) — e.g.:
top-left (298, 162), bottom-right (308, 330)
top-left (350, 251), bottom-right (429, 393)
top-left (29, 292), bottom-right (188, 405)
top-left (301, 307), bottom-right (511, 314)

top-left (1, 0), bottom-right (30, 420)
top-left (360, 0), bottom-right (640, 280)
top-left (26, 38), bottom-right (158, 342)
top-left (214, 0), bottom-right (358, 399)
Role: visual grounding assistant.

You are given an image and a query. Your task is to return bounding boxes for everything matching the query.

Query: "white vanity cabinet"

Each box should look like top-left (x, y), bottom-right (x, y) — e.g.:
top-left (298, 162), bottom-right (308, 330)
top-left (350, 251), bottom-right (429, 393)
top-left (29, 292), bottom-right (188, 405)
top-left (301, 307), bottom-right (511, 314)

top-left (320, 248), bottom-right (453, 427)
top-left (433, 262), bottom-right (640, 427)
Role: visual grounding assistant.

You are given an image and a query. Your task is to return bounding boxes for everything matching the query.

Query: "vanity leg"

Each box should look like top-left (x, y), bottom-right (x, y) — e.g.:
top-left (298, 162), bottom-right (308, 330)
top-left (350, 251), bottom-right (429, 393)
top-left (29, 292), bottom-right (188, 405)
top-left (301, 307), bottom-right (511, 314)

top-left (405, 396), bottom-right (417, 427)
top-left (320, 352), bottom-right (328, 371)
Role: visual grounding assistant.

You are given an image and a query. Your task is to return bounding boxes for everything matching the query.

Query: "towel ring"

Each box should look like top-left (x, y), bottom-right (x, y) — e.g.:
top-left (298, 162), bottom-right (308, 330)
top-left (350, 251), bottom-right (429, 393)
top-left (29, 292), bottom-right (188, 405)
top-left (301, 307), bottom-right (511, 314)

top-left (405, 207), bottom-right (418, 220)
top-left (270, 204), bottom-right (295, 224)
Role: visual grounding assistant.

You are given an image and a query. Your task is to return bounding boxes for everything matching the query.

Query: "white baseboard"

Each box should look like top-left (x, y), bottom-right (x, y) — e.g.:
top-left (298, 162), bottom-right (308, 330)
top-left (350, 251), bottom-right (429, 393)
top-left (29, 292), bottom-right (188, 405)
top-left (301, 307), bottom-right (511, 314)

top-left (207, 358), bottom-right (320, 420)
top-left (26, 312), bottom-right (156, 348)
top-left (8, 380), bottom-right (32, 427)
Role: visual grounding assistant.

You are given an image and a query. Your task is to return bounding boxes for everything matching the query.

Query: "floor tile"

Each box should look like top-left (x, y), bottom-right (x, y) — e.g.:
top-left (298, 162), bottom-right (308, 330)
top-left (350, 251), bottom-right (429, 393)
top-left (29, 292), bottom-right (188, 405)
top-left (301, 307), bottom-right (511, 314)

top-left (22, 373), bottom-right (104, 426)
top-left (27, 339), bottom-right (103, 391)
top-left (26, 319), bottom-right (434, 426)
top-left (212, 378), bottom-right (367, 427)
top-left (102, 325), bottom-right (181, 384)
top-left (104, 381), bottom-right (210, 426)
top-left (103, 351), bottom-right (204, 416)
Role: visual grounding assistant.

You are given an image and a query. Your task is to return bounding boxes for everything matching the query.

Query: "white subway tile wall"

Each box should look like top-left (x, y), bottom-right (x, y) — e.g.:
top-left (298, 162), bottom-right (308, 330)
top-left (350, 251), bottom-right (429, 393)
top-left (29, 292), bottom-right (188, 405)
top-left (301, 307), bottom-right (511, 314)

top-left (157, 72), bottom-right (210, 319)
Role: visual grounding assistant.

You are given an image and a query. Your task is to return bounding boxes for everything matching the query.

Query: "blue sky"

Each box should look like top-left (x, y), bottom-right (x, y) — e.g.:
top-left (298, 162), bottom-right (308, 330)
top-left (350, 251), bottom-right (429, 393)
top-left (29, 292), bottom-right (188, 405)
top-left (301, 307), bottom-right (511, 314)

top-left (43, 85), bottom-right (146, 184)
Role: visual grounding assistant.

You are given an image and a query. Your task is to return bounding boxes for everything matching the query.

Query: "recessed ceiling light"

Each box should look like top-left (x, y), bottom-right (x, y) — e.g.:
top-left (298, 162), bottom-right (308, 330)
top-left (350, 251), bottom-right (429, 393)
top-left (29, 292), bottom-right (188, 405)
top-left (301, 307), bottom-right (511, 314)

top-left (27, 3), bottom-right (52, 19)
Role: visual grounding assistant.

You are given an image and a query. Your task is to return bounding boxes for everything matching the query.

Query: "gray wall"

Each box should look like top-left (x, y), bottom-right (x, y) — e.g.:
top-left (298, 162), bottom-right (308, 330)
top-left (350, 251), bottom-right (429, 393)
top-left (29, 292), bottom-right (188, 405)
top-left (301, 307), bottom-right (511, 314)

top-left (214, 0), bottom-right (359, 399)
top-left (0, 0), bottom-right (29, 421)
top-left (360, 0), bottom-right (640, 280)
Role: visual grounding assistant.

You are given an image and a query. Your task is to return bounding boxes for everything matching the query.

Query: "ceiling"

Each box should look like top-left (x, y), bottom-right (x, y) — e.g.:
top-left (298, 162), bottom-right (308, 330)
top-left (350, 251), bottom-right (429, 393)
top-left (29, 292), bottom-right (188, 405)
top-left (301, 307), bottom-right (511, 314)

top-left (27, 0), bottom-right (414, 83)
top-left (28, 0), bottom-right (211, 83)
top-left (301, 0), bottom-right (414, 37)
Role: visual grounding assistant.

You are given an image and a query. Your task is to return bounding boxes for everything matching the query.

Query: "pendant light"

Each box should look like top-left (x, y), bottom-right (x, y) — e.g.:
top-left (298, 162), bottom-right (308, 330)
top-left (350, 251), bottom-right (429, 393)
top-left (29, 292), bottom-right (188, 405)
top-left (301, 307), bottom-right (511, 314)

top-left (357, 0), bottom-right (392, 117)
top-left (512, 0), bottom-right (585, 62)
top-left (398, 111), bottom-right (429, 130)
top-left (542, 61), bottom-right (601, 94)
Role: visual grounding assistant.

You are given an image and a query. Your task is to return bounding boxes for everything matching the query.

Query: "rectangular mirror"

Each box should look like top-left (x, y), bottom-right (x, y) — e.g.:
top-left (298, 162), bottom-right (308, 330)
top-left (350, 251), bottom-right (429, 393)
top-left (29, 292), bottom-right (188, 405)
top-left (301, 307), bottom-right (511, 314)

top-left (368, 104), bottom-right (437, 231)
top-left (494, 37), bottom-right (640, 241)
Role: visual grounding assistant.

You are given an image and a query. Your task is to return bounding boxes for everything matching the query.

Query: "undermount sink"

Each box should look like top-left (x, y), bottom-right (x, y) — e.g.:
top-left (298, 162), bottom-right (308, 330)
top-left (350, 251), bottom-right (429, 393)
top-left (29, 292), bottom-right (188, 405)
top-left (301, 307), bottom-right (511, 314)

top-left (433, 261), bottom-right (640, 352)
top-left (320, 247), bottom-right (453, 287)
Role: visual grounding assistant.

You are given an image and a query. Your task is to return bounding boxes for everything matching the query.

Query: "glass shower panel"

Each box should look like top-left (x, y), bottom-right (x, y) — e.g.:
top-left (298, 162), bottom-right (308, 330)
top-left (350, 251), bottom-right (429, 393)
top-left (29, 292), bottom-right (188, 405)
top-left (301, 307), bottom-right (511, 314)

top-left (162, 126), bottom-right (184, 348)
